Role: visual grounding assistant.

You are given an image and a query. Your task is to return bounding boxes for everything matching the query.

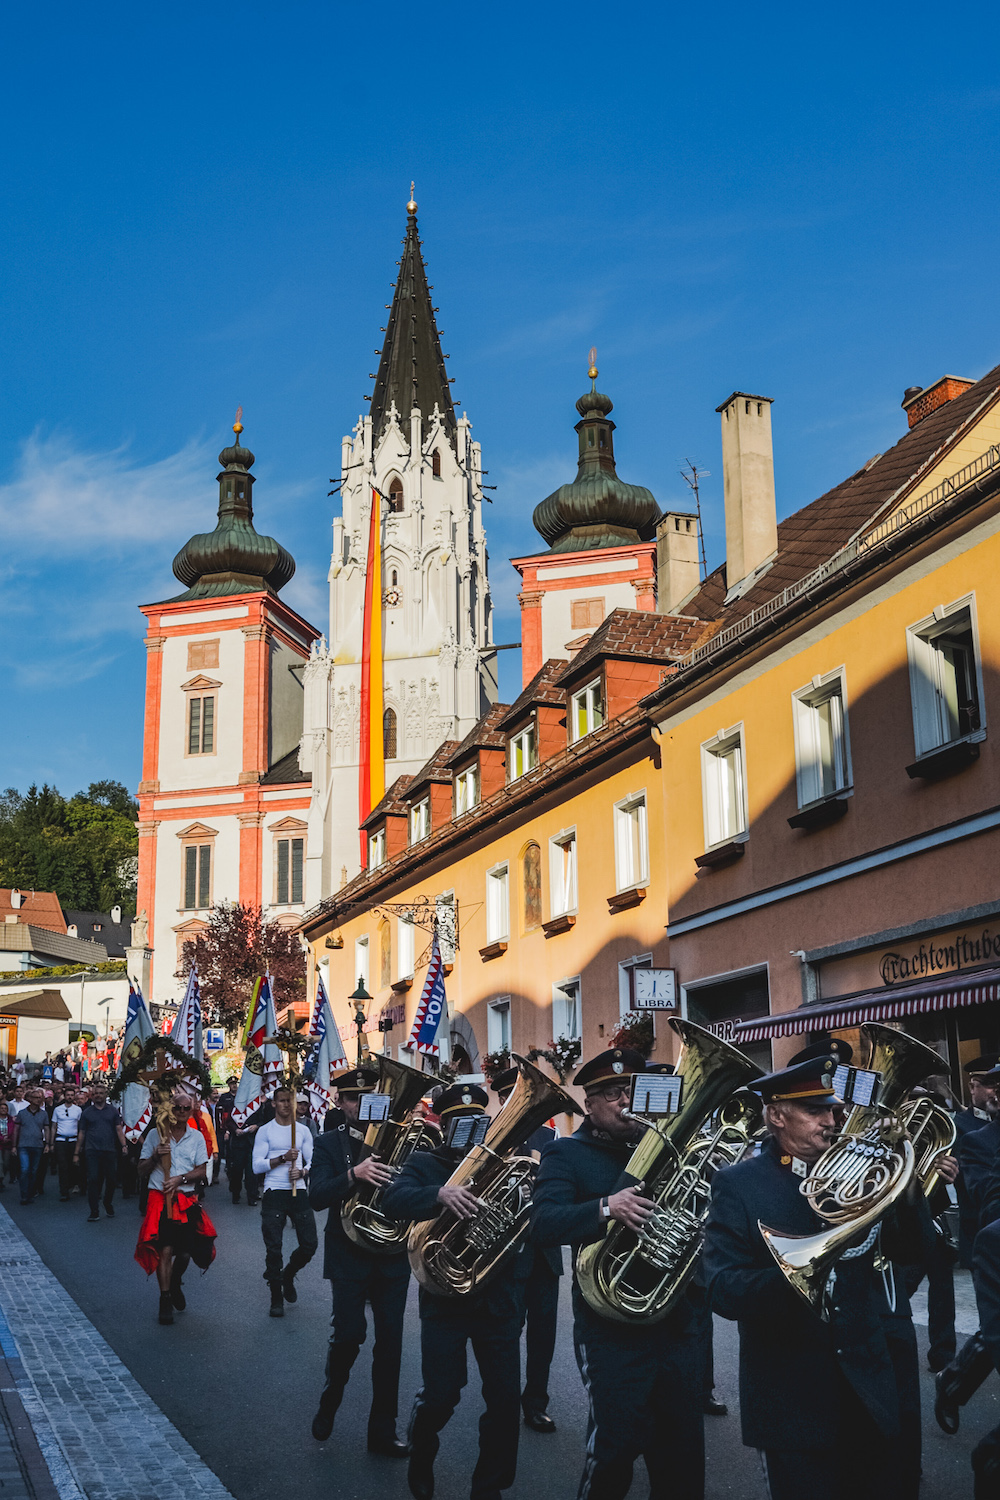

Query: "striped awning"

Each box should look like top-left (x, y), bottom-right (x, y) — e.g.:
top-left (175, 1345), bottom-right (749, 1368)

top-left (734, 966), bottom-right (1000, 1043)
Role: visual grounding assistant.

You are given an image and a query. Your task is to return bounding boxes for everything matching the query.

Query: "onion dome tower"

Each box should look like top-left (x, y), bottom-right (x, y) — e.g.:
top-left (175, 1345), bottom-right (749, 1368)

top-left (170, 414), bottom-right (295, 600)
top-left (532, 356), bottom-right (661, 552)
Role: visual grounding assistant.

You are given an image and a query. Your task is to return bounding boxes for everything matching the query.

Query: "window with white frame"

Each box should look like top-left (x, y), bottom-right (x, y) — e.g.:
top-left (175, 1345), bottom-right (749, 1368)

top-left (549, 829), bottom-right (577, 916)
top-left (486, 863), bottom-right (510, 942)
top-left (618, 954), bottom-right (653, 1017)
top-left (614, 792), bottom-right (649, 890)
top-left (436, 892), bottom-right (456, 962)
top-left (509, 724), bottom-right (537, 781)
top-left (552, 977), bottom-right (582, 1041)
top-left (792, 671), bottom-right (852, 806)
top-left (571, 679), bottom-right (604, 741)
top-left (907, 600), bottom-right (984, 757)
top-left (488, 996), bottom-right (511, 1053)
top-left (397, 915), bottom-right (415, 978)
top-left (275, 835), bottom-right (305, 904)
top-left (701, 728), bottom-right (747, 848)
top-left (354, 936), bottom-right (369, 990)
top-left (409, 798), bottom-right (430, 844)
top-left (368, 828), bottom-right (386, 870)
top-left (455, 764), bottom-right (480, 815)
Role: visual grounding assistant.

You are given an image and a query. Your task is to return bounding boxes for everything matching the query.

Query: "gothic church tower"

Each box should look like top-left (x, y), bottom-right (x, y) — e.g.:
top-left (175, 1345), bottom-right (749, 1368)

top-left (301, 191), bottom-right (497, 899)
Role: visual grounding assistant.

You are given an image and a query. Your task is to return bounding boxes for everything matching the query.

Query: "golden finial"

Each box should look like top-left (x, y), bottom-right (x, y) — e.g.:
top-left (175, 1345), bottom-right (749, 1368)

top-left (233, 404), bottom-right (244, 436)
top-left (588, 346), bottom-right (598, 382)
top-left (407, 181), bottom-right (418, 214)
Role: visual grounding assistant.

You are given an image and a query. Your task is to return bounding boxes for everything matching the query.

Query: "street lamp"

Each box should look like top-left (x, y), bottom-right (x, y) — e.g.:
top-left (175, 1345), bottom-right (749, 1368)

top-left (349, 977), bottom-right (372, 1067)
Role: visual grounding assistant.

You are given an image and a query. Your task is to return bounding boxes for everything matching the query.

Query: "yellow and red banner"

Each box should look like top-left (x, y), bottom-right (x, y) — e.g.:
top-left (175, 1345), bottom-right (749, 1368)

top-left (358, 486), bottom-right (385, 862)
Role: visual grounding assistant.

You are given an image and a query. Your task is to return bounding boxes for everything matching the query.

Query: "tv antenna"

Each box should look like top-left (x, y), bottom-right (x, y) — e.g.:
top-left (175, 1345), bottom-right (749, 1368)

top-left (679, 460), bottom-right (709, 580)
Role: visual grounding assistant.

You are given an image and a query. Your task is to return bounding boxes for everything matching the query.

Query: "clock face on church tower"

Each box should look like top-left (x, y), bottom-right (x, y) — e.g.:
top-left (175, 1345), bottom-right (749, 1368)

top-left (383, 589), bottom-right (400, 607)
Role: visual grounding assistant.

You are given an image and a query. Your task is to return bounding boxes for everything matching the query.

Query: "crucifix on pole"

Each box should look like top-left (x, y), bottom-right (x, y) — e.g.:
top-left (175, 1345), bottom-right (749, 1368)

top-left (262, 1027), bottom-right (314, 1197)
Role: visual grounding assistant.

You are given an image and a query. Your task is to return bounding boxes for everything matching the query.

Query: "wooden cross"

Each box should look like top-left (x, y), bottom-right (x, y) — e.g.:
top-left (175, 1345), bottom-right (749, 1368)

top-left (264, 1028), bottom-right (315, 1196)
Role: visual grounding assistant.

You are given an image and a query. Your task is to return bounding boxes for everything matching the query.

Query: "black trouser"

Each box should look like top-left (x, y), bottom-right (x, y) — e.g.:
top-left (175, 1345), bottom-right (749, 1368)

top-left (902, 1237), bottom-right (956, 1366)
top-left (690, 1290), bottom-right (716, 1398)
top-left (574, 1316), bottom-right (704, 1500)
top-left (228, 1135), bottom-right (259, 1202)
top-left (85, 1149), bottom-right (117, 1214)
top-left (321, 1252), bottom-right (410, 1441)
top-left (762, 1377), bottom-right (910, 1500)
top-left (522, 1255), bottom-right (559, 1412)
top-left (54, 1140), bottom-right (77, 1197)
top-left (411, 1301), bottom-right (522, 1500)
top-left (261, 1189), bottom-right (318, 1285)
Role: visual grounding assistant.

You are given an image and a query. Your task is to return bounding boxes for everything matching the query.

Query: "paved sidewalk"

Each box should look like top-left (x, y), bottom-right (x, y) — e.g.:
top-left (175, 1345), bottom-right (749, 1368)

top-left (0, 1203), bottom-right (234, 1500)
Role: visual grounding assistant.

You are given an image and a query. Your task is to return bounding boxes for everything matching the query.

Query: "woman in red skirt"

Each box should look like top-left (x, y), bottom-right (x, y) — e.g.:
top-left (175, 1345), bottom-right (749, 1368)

top-left (136, 1091), bottom-right (217, 1324)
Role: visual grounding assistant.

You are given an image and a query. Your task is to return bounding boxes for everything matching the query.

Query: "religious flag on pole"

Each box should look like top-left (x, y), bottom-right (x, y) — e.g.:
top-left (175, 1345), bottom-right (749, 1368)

top-left (232, 974), bottom-right (281, 1126)
top-left (407, 930), bottom-right (447, 1059)
top-left (303, 974), bottom-right (349, 1123)
top-left (357, 485), bottom-right (385, 864)
top-left (118, 983), bottom-right (155, 1141)
top-left (171, 967), bottom-right (204, 1063)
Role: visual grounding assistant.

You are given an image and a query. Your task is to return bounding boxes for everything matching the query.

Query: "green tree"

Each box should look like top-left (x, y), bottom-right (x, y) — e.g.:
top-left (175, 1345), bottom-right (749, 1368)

top-left (0, 781), bottom-right (138, 915)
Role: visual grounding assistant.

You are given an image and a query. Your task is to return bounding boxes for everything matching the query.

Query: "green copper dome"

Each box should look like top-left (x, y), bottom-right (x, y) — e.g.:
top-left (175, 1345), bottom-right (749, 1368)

top-left (170, 423), bottom-right (295, 600)
top-left (532, 369), bottom-right (661, 553)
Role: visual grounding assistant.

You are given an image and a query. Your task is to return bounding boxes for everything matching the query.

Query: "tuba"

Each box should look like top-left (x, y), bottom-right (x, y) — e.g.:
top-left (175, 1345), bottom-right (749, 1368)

top-left (409, 1053), bottom-right (582, 1297)
top-left (576, 1019), bottom-right (763, 1324)
top-left (760, 1023), bottom-right (957, 1318)
top-left (341, 1053), bottom-right (436, 1254)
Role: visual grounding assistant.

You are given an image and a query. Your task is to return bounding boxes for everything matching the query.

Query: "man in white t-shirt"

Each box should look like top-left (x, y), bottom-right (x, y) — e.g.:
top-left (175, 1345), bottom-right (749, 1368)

top-left (52, 1093), bottom-right (83, 1200)
top-left (8, 1086), bottom-right (28, 1117)
top-left (252, 1086), bottom-right (318, 1317)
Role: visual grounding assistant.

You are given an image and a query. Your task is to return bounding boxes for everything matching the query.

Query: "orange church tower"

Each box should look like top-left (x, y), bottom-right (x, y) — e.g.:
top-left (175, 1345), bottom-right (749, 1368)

top-left (134, 416), bottom-right (320, 1008)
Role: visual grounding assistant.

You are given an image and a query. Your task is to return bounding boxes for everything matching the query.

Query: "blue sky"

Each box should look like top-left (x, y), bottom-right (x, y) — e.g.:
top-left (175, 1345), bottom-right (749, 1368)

top-left (2, 1), bottom-right (999, 795)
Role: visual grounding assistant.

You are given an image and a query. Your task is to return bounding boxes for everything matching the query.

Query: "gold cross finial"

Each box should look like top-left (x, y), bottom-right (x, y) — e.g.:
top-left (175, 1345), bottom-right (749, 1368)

top-left (233, 404), bottom-right (244, 436)
top-left (407, 182), bottom-right (418, 214)
top-left (588, 347), bottom-right (598, 382)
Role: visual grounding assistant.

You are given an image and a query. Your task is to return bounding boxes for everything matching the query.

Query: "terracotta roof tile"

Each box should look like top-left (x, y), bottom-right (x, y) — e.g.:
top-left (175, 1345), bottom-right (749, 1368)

top-left (556, 608), bottom-right (714, 683)
top-left (0, 889), bottom-right (66, 935)
top-left (444, 704), bottom-right (510, 768)
top-left (682, 362), bottom-right (1000, 627)
top-left (496, 660), bottom-right (567, 731)
top-left (405, 741), bottom-right (460, 797)
top-left (361, 775), bottom-right (413, 829)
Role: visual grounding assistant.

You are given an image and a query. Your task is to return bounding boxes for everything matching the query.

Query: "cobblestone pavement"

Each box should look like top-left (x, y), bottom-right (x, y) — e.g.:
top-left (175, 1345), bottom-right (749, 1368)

top-left (0, 1203), bottom-right (233, 1500)
top-left (3, 1185), bottom-right (999, 1500)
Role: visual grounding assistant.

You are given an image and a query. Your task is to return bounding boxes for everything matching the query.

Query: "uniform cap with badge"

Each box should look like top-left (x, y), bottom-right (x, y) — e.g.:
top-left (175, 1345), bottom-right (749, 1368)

top-left (435, 1082), bottom-right (489, 1119)
top-left (573, 1048), bottom-right (647, 1094)
top-left (331, 1064), bottom-right (380, 1097)
top-left (751, 1054), bottom-right (838, 1107)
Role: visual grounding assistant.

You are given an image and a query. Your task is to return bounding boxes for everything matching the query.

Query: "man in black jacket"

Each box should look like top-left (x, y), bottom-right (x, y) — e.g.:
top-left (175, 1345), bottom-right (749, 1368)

top-left (490, 1066), bottom-right (562, 1433)
top-left (703, 1053), bottom-right (918, 1500)
top-left (971, 1217), bottom-right (1000, 1497)
top-left (382, 1081), bottom-right (528, 1500)
top-left (307, 1064), bottom-right (411, 1457)
top-left (954, 1055), bottom-right (998, 1265)
top-left (531, 1047), bottom-right (704, 1500)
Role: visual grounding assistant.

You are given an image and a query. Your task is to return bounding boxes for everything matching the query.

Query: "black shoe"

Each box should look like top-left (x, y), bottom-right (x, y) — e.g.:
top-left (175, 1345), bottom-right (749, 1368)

top-left (368, 1435), bottom-right (409, 1457)
top-left (231, 1195), bottom-right (241, 1205)
top-left (703, 1395), bottom-right (728, 1416)
top-left (59, 1196), bottom-right (69, 1202)
top-left (248, 1199), bottom-right (259, 1208)
top-left (407, 1452), bottom-right (434, 1500)
top-left (269, 1287), bottom-right (284, 1318)
top-left (282, 1271), bottom-right (297, 1304)
top-left (86, 1212), bottom-right (100, 1222)
top-left (158, 1294), bottom-right (174, 1326)
top-left (522, 1407), bottom-right (556, 1433)
top-left (311, 1393), bottom-right (338, 1442)
top-left (104, 1205), bottom-right (115, 1217)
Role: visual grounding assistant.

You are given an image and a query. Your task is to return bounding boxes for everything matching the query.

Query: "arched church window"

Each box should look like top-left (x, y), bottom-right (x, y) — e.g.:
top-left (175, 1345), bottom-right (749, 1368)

top-left (383, 707), bottom-right (397, 759)
top-left (388, 477), bottom-right (404, 513)
top-left (431, 449), bottom-right (441, 478)
top-left (391, 569), bottom-right (398, 587)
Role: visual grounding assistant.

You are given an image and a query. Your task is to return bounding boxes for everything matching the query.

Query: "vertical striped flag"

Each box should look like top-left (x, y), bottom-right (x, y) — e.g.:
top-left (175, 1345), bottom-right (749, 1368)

top-left (118, 983), bottom-right (155, 1141)
top-left (232, 975), bottom-right (281, 1126)
top-left (358, 485), bottom-right (385, 863)
top-left (407, 931), bottom-right (447, 1058)
top-left (171, 967), bottom-right (204, 1063)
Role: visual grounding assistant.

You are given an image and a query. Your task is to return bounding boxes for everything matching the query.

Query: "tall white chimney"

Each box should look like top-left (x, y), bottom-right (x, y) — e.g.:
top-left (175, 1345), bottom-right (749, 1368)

top-left (656, 512), bottom-right (701, 613)
top-left (716, 392), bottom-right (777, 592)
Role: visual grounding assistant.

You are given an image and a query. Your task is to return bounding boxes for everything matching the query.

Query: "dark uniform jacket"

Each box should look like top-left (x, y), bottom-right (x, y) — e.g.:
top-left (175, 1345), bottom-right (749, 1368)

top-left (308, 1109), bottom-right (409, 1281)
top-left (530, 1117), bottom-right (697, 1341)
top-left (974, 1219), bottom-right (1000, 1372)
top-left (958, 1118), bottom-right (1000, 1234)
top-left (523, 1124), bottom-right (562, 1280)
top-left (381, 1143), bottom-right (529, 1321)
top-left (703, 1136), bottom-right (902, 1450)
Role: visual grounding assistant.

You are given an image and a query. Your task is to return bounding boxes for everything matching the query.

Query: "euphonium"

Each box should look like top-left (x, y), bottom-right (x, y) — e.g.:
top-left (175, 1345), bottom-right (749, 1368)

top-left (760, 1023), bottom-right (957, 1318)
top-left (576, 1019), bottom-right (764, 1325)
top-left (341, 1053), bottom-right (435, 1253)
top-left (409, 1053), bottom-right (582, 1297)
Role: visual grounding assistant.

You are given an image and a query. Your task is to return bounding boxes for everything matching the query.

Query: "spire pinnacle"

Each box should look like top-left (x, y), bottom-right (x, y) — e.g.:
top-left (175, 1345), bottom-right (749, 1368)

top-left (407, 181), bottom-right (418, 214)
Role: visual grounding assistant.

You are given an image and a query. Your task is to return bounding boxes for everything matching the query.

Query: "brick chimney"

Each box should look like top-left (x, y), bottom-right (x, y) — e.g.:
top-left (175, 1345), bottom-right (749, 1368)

top-left (716, 392), bottom-right (777, 593)
top-left (656, 511), bottom-right (700, 613)
top-left (901, 375), bottom-right (974, 429)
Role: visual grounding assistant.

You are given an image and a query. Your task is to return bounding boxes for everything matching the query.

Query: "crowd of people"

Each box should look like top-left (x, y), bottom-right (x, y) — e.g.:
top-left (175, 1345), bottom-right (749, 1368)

top-left (5, 1039), bottom-right (1000, 1500)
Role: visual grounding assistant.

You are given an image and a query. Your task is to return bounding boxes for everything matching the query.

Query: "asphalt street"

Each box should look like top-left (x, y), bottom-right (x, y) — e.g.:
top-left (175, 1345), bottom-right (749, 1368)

top-left (5, 1182), bottom-right (998, 1500)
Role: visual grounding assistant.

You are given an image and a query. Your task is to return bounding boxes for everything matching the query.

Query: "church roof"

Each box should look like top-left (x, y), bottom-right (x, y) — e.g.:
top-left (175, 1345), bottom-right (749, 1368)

top-left (260, 749), bottom-right (311, 786)
top-left (369, 191), bottom-right (457, 448)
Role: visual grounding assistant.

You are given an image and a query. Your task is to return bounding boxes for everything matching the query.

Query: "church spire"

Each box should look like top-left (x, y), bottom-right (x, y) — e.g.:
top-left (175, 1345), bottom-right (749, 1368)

top-left (369, 186), bottom-right (457, 448)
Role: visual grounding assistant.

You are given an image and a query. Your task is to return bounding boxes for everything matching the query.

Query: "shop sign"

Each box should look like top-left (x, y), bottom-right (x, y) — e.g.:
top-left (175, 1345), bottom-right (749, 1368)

top-left (879, 927), bottom-right (1000, 986)
top-left (705, 1018), bottom-right (742, 1042)
top-left (378, 1003), bottom-right (406, 1032)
